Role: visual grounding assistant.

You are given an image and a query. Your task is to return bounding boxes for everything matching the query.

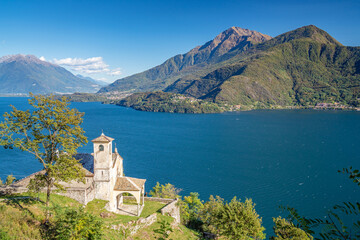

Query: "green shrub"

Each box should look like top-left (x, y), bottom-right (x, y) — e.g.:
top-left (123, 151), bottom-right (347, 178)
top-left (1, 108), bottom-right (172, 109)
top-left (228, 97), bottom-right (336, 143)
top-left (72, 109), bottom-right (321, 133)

top-left (212, 197), bottom-right (266, 240)
top-left (180, 192), bottom-right (203, 229)
top-left (45, 206), bottom-right (103, 240)
top-left (0, 228), bottom-right (12, 240)
top-left (149, 182), bottom-right (181, 199)
top-left (270, 217), bottom-right (312, 240)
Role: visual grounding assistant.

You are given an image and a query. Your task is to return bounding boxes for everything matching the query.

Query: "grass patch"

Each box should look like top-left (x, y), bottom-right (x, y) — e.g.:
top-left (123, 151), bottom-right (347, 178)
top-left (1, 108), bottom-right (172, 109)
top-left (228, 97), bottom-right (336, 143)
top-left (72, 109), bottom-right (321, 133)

top-left (85, 198), bottom-right (166, 225)
top-left (0, 193), bottom-right (199, 239)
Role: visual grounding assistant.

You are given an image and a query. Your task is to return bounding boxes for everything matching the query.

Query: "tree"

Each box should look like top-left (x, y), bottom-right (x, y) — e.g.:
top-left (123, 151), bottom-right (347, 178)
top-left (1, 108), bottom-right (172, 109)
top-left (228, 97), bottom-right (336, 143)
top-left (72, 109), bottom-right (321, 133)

top-left (213, 197), bottom-right (266, 240)
top-left (270, 217), bottom-right (313, 240)
top-left (0, 94), bottom-right (87, 221)
top-left (198, 195), bottom-right (224, 235)
top-left (5, 175), bottom-right (16, 185)
top-left (149, 182), bottom-right (181, 199)
top-left (180, 192), bottom-right (203, 228)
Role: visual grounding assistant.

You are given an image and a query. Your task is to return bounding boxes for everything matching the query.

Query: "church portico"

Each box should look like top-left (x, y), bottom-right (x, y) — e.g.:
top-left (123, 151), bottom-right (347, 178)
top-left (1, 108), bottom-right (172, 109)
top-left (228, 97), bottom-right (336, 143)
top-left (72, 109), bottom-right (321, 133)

top-left (108, 176), bottom-right (146, 216)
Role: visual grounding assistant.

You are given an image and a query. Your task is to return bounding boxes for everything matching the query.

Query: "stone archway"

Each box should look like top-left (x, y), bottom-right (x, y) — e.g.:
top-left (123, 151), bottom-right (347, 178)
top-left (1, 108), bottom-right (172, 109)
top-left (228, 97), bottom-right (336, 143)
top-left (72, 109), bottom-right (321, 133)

top-left (114, 191), bottom-right (144, 216)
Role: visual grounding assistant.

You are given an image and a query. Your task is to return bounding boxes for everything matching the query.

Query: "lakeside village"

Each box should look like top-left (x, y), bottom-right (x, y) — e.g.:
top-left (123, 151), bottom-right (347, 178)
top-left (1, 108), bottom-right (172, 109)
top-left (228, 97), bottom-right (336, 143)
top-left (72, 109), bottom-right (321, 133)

top-left (0, 95), bottom-right (358, 240)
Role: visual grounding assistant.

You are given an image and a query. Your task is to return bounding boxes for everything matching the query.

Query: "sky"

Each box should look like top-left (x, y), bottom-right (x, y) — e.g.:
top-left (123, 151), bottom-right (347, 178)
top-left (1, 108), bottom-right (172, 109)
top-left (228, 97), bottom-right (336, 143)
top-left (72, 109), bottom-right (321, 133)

top-left (0, 0), bottom-right (359, 83)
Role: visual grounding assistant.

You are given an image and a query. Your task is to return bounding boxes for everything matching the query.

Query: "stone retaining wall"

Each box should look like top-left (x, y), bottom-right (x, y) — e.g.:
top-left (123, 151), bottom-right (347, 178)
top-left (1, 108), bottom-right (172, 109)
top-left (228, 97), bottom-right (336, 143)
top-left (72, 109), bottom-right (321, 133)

top-left (123, 195), bottom-right (174, 204)
top-left (160, 198), bottom-right (180, 224)
top-left (0, 186), bottom-right (27, 195)
top-left (110, 213), bottom-right (158, 235)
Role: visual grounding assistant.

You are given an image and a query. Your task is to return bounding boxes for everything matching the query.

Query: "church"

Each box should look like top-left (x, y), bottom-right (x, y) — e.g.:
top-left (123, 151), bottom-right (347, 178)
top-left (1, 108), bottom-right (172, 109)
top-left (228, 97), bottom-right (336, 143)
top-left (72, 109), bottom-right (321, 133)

top-left (11, 133), bottom-right (146, 216)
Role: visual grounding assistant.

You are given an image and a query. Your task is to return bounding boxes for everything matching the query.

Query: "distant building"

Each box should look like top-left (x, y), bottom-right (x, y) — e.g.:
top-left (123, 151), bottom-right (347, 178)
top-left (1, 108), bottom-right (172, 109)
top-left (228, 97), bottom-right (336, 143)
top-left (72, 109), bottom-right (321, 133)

top-left (9, 133), bottom-right (146, 216)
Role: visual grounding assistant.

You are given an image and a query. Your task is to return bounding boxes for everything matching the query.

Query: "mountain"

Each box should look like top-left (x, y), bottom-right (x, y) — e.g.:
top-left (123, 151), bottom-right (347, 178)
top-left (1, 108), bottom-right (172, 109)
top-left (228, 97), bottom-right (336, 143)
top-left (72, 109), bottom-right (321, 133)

top-left (0, 54), bottom-right (101, 94)
top-left (76, 74), bottom-right (108, 86)
top-left (99, 27), bottom-right (272, 93)
top-left (111, 25), bottom-right (360, 110)
top-left (165, 25), bottom-right (360, 107)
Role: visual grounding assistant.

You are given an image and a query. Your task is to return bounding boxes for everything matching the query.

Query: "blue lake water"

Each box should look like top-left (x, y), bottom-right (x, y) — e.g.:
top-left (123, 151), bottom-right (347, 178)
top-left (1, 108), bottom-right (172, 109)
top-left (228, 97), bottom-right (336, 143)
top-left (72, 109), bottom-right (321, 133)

top-left (0, 97), bottom-right (359, 236)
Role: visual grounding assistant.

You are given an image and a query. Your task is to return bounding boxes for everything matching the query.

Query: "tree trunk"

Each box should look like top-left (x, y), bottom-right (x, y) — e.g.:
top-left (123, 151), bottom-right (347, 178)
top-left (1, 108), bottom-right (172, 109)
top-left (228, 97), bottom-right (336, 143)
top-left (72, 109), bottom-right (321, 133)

top-left (45, 179), bottom-right (51, 222)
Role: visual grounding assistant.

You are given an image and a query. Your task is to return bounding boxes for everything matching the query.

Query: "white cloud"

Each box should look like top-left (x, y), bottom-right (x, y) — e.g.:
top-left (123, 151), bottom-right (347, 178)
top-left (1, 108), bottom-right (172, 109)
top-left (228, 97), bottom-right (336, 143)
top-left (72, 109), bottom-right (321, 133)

top-left (53, 57), bottom-right (111, 74)
top-left (39, 56), bottom-right (46, 61)
top-left (109, 67), bottom-right (122, 76)
top-left (52, 57), bottom-right (122, 82)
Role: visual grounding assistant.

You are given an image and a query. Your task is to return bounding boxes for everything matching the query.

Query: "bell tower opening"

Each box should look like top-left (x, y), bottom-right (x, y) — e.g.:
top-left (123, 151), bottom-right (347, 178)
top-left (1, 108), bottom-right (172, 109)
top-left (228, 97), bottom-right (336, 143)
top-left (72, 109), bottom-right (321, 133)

top-left (99, 144), bottom-right (104, 151)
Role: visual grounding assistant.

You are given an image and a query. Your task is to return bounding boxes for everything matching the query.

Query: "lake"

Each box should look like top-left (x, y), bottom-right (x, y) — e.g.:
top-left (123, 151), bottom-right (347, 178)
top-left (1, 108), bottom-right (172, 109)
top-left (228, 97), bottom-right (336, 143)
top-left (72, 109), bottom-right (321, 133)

top-left (0, 97), bottom-right (359, 236)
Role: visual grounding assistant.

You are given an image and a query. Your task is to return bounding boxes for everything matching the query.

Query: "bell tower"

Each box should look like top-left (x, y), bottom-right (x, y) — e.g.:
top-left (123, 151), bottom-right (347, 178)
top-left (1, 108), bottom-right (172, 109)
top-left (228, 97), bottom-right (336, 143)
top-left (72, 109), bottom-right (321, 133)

top-left (91, 133), bottom-right (115, 200)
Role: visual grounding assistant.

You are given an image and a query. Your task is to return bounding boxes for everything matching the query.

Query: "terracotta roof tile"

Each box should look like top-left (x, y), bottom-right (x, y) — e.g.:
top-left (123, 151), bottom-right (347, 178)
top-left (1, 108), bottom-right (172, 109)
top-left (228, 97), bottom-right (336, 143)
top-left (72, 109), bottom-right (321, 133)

top-left (114, 177), bottom-right (146, 191)
top-left (91, 134), bottom-right (114, 143)
top-left (127, 177), bottom-right (146, 189)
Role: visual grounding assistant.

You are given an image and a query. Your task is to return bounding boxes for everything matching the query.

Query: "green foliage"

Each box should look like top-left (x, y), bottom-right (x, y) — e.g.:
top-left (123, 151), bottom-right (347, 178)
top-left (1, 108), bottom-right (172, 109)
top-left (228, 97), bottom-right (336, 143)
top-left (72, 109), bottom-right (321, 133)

top-left (180, 192), bottom-right (203, 228)
top-left (5, 175), bottom-right (15, 185)
top-left (0, 94), bottom-right (88, 219)
top-left (0, 178), bottom-right (2, 185)
top-left (198, 195), bottom-right (224, 235)
top-left (149, 182), bottom-right (182, 199)
top-left (153, 220), bottom-right (173, 240)
top-left (0, 228), bottom-right (12, 240)
top-left (339, 166), bottom-right (360, 187)
top-left (270, 216), bottom-right (313, 240)
top-left (116, 91), bottom-right (224, 113)
top-left (213, 197), bottom-right (266, 240)
top-left (178, 194), bottom-right (265, 239)
top-left (278, 206), bottom-right (316, 236)
top-left (45, 206), bottom-right (103, 240)
top-left (58, 93), bottom-right (108, 103)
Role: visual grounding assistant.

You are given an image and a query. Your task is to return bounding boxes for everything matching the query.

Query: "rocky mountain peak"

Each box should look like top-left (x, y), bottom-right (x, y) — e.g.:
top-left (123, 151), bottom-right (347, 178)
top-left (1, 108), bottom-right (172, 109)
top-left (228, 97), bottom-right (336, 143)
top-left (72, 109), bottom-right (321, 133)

top-left (214, 26), bottom-right (272, 44)
top-left (0, 54), bottom-right (54, 66)
top-left (189, 27), bottom-right (272, 61)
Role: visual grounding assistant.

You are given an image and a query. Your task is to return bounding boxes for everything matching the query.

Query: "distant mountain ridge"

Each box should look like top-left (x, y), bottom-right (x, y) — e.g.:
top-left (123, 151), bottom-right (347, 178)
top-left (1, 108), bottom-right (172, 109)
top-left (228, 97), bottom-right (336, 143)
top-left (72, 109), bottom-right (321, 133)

top-left (76, 74), bottom-right (108, 86)
top-left (0, 54), bottom-right (101, 94)
top-left (103, 25), bottom-right (360, 110)
top-left (99, 27), bottom-right (272, 93)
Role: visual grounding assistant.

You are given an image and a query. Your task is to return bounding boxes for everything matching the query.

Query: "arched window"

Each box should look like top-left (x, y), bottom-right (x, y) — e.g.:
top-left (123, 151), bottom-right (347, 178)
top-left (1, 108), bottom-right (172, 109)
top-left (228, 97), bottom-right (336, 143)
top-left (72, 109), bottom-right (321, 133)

top-left (99, 144), bottom-right (104, 151)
